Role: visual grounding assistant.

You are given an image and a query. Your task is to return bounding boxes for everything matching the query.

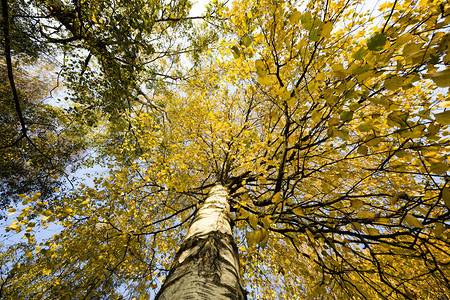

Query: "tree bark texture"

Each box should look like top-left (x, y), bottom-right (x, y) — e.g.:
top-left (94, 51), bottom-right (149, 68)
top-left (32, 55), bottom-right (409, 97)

top-left (155, 184), bottom-right (246, 299)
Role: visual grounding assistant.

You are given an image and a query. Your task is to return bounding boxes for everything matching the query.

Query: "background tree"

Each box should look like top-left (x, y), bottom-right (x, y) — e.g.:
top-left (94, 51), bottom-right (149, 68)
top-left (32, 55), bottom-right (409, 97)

top-left (0, 0), bottom-right (210, 213)
top-left (0, 61), bottom-right (88, 213)
top-left (0, 0), bottom-right (89, 215)
top-left (1, 0), bottom-right (450, 299)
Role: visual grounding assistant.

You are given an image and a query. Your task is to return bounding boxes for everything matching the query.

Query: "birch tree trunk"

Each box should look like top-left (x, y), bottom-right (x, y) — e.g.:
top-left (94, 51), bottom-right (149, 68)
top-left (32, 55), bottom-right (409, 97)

top-left (155, 184), bottom-right (246, 299)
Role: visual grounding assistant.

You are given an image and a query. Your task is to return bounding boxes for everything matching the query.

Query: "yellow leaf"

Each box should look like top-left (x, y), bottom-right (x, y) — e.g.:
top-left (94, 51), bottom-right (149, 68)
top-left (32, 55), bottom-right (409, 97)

top-left (320, 21), bottom-right (333, 37)
top-left (293, 207), bottom-right (305, 217)
top-left (249, 214), bottom-right (258, 229)
top-left (8, 224), bottom-right (21, 232)
top-left (271, 192), bottom-right (282, 204)
top-left (289, 10), bottom-right (302, 24)
top-left (367, 227), bottom-right (379, 236)
top-left (287, 97), bottom-right (296, 107)
top-left (253, 228), bottom-right (269, 245)
top-left (255, 59), bottom-right (266, 78)
top-left (357, 211), bottom-right (376, 219)
top-left (231, 45), bottom-right (240, 59)
top-left (434, 223), bottom-right (445, 237)
top-left (242, 36), bottom-right (252, 47)
top-left (42, 268), bottom-right (51, 276)
top-left (352, 222), bottom-right (362, 231)
top-left (261, 216), bottom-right (272, 229)
top-left (238, 209), bottom-right (249, 219)
top-left (404, 213), bottom-right (424, 229)
top-left (350, 199), bottom-right (364, 210)
top-left (257, 75), bottom-right (271, 85)
top-left (254, 229), bottom-right (261, 244)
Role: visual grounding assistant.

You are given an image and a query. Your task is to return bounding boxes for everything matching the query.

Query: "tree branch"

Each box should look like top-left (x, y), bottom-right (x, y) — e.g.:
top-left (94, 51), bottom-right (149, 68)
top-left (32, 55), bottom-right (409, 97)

top-left (1, 0), bottom-right (27, 136)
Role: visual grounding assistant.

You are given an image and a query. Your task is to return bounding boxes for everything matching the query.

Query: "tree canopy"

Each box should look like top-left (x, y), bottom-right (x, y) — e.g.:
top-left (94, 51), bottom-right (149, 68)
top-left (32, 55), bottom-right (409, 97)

top-left (1, 0), bottom-right (449, 299)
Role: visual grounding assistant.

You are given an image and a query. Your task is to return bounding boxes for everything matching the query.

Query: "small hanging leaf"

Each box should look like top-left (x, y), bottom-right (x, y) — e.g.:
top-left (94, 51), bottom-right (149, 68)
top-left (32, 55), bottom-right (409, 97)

top-left (246, 231), bottom-right (255, 247)
top-left (249, 214), bottom-right (258, 229)
top-left (255, 59), bottom-right (266, 78)
top-left (231, 45), bottom-right (240, 59)
top-left (309, 28), bottom-right (320, 41)
top-left (340, 110), bottom-right (353, 122)
top-left (238, 209), bottom-right (249, 219)
top-left (300, 11), bottom-right (313, 29)
top-left (289, 10), bottom-right (302, 23)
top-left (242, 36), bottom-right (252, 47)
top-left (261, 216), bottom-right (272, 229)
top-left (42, 268), bottom-right (52, 276)
top-left (357, 211), bottom-right (376, 219)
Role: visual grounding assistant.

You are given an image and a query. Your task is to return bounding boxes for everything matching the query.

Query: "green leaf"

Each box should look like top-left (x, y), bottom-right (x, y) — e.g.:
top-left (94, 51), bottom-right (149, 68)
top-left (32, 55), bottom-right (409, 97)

top-left (367, 32), bottom-right (387, 51)
top-left (340, 110), bottom-right (353, 122)
top-left (231, 45), bottom-right (240, 59)
top-left (309, 28), bottom-right (320, 41)
top-left (357, 145), bottom-right (368, 155)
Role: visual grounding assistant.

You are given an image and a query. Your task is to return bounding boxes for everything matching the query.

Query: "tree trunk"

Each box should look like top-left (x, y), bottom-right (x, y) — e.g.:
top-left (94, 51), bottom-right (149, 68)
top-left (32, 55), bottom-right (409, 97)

top-left (155, 184), bottom-right (246, 300)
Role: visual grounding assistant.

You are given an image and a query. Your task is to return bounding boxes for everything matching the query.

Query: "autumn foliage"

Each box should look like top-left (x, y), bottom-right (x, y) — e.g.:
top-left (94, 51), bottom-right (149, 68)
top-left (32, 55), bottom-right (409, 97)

top-left (1, 0), bottom-right (449, 299)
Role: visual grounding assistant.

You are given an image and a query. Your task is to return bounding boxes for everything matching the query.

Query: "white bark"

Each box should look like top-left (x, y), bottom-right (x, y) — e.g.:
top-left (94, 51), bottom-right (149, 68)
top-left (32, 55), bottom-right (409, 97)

top-left (155, 184), bottom-right (246, 300)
